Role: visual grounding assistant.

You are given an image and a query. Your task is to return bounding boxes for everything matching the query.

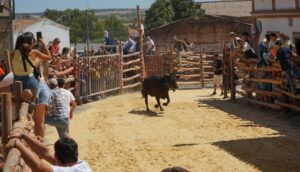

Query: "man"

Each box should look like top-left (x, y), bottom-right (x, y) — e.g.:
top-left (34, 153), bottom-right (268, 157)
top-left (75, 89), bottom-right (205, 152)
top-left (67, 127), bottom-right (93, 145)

top-left (46, 78), bottom-right (71, 139)
top-left (146, 36), bottom-right (155, 55)
top-left (258, 34), bottom-right (271, 67)
top-left (173, 36), bottom-right (187, 68)
top-left (57, 78), bottom-right (77, 120)
top-left (104, 29), bottom-right (109, 45)
top-left (211, 55), bottom-right (224, 96)
top-left (6, 132), bottom-right (92, 172)
top-left (279, 32), bottom-right (295, 51)
top-left (275, 41), bottom-right (297, 94)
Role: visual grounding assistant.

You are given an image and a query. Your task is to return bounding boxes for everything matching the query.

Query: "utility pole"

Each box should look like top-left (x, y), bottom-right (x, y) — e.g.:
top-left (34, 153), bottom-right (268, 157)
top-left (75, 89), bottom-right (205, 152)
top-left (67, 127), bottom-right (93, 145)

top-left (86, 9), bottom-right (90, 53)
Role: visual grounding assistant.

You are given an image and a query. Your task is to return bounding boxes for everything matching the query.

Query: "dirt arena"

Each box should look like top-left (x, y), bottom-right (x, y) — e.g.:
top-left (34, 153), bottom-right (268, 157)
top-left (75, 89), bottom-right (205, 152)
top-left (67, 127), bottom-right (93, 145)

top-left (46, 89), bottom-right (300, 172)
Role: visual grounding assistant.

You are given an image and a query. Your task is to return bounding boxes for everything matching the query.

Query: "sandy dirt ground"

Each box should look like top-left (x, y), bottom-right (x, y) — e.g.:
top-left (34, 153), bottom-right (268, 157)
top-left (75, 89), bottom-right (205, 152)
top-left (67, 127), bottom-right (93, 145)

top-left (46, 89), bottom-right (300, 172)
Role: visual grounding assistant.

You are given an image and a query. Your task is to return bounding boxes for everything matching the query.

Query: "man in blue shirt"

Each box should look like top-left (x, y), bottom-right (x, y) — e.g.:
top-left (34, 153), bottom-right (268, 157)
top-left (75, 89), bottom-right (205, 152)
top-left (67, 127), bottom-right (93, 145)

top-left (275, 41), bottom-right (297, 94)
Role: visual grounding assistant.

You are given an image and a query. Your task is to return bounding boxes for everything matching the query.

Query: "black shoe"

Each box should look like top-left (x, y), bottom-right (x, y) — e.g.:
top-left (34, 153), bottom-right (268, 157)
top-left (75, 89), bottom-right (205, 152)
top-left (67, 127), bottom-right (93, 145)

top-left (210, 92), bottom-right (216, 96)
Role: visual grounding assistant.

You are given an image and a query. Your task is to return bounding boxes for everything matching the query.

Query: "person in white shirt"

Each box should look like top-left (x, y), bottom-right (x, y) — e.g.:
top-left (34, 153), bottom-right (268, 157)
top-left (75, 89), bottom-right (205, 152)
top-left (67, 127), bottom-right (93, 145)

top-left (57, 78), bottom-right (76, 119)
top-left (6, 132), bottom-right (92, 172)
top-left (104, 29), bottom-right (109, 45)
top-left (146, 36), bottom-right (155, 55)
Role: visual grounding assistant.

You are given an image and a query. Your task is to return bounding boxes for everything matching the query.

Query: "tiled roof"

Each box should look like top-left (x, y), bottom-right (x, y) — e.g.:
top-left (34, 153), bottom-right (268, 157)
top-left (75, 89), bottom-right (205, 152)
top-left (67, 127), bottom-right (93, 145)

top-left (13, 18), bottom-right (40, 32)
top-left (199, 0), bottom-right (252, 18)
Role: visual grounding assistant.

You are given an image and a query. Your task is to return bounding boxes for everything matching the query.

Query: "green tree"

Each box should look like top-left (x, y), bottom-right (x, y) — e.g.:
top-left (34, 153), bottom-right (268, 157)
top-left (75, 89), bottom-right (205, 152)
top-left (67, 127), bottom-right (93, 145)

top-left (144, 0), bottom-right (174, 31)
top-left (43, 9), bottom-right (104, 43)
top-left (103, 14), bottom-right (129, 41)
top-left (170, 0), bottom-right (205, 21)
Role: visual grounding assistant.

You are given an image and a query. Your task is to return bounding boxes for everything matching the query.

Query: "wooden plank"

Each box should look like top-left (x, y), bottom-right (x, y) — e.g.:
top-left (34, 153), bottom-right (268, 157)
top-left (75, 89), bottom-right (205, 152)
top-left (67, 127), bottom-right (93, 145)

top-left (123, 58), bottom-right (141, 66)
top-left (242, 87), bottom-right (282, 97)
top-left (275, 101), bottom-right (300, 112)
top-left (123, 52), bottom-right (140, 58)
top-left (123, 74), bottom-right (141, 82)
top-left (178, 81), bottom-right (201, 85)
top-left (123, 66), bottom-right (141, 73)
top-left (244, 67), bottom-right (281, 72)
top-left (1, 93), bottom-right (12, 158)
top-left (123, 82), bottom-right (141, 89)
top-left (245, 78), bottom-right (282, 85)
top-left (277, 88), bottom-right (300, 99)
top-left (243, 98), bottom-right (281, 110)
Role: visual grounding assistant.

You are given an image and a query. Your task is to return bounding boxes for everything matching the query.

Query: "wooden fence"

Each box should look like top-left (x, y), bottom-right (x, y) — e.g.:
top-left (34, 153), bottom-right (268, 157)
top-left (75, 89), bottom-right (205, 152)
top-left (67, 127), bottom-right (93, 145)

top-left (74, 47), bottom-right (145, 102)
top-left (225, 48), bottom-right (300, 113)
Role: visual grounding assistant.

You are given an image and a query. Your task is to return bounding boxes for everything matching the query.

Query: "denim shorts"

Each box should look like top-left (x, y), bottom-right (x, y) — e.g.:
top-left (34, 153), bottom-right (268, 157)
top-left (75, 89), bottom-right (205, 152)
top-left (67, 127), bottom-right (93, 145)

top-left (14, 75), bottom-right (50, 105)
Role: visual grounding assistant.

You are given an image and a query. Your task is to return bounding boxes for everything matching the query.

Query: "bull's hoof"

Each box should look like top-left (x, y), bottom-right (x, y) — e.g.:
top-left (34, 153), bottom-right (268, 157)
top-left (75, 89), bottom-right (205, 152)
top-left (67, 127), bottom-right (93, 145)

top-left (154, 105), bottom-right (159, 108)
top-left (146, 108), bottom-right (150, 111)
top-left (163, 103), bottom-right (168, 106)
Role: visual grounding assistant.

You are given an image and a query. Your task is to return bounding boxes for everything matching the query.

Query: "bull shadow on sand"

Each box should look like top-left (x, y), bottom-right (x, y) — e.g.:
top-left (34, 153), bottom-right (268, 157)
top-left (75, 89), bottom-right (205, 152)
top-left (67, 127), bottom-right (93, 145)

top-left (129, 109), bottom-right (165, 117)
top-left (197, 97), bottom-right (300, 172)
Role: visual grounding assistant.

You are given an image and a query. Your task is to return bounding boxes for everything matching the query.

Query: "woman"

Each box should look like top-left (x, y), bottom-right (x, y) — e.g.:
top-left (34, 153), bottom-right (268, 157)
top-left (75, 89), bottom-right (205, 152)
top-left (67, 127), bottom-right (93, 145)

top-left (62, 47), bottom-right (71, 67)
top-left (11, 32), bottom-right (52, 138)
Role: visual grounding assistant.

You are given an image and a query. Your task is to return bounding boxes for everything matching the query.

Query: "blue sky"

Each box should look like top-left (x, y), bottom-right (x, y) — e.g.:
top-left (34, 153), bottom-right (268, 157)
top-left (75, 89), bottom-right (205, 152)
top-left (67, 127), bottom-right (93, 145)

top-left (15, 0), bottom-right (211, 13)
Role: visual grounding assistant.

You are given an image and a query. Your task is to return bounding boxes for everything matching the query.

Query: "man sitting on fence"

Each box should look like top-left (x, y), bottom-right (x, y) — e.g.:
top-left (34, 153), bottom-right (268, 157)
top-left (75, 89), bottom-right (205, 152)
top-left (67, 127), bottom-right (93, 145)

top-left (146, 36), bottom-right (155, 55)
top-left (211, 54), bottom-right (224, 96)
top-left (6, 132), bottom-right (92, 172)
top-left (45, 78), bottom-right (71, 139)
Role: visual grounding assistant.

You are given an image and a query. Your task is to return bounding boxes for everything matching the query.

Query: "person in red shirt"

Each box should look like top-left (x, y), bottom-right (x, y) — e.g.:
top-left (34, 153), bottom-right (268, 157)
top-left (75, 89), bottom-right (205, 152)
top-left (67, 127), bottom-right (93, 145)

top-left (50, 38), bottom-right (61, 57)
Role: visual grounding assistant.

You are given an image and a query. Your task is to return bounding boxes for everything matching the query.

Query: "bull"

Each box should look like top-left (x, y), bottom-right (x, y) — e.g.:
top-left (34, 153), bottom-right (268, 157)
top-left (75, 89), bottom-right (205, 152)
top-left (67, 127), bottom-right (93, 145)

top-left (141, 73), bottom-right (179, 111)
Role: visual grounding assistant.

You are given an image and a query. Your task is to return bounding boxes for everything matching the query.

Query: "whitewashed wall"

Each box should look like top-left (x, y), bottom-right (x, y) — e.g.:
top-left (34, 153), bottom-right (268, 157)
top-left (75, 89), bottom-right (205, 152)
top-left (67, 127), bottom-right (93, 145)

top-left (258, 17), bottom-right (300, 42)
top-left (275, 0), bottom-right (295, 10)
top-left (254, 0), bottom-right (273, 11)
top-left (13, 19), bottom-right (70, 52)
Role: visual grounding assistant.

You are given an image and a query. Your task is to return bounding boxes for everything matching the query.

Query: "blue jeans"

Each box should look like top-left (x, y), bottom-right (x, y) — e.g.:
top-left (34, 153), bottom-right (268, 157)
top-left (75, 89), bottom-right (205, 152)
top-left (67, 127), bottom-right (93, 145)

top-left (285, 70), bottom-right (297, 94)
top-left (45, 116), bottom-right (69, 139)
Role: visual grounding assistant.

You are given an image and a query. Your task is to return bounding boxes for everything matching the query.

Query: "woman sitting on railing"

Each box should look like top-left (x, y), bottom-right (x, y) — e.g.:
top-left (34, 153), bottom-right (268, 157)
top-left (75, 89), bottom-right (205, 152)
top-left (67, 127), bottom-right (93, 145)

top-left (11, 32), bottom-right (52, 138)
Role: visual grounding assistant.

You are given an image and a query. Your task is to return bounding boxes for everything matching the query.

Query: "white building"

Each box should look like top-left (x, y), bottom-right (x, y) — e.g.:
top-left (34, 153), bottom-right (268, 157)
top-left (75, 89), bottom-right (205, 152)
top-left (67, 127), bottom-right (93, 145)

top-left (13, 18), bottom-right (70, 52)
top-left (253, 0), bottom-right (300, 54)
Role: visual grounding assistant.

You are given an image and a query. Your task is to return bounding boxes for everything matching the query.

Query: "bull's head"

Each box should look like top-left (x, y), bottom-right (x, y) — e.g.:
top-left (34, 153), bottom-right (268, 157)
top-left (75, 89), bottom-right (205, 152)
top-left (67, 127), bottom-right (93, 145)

top-left (165, 73), bottom-right (180, 91)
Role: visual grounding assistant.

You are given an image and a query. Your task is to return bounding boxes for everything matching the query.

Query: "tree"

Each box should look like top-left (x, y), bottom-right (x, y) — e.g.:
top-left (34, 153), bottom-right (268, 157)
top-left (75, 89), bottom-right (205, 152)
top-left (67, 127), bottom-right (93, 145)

top-left (144, 0), bottom-right (174, 31)
top-left (43, 9), bottom-right (104, 43)
top-left (170, 0), bottom-right (205, 21)
top-left (103, 14), bottom-right (129, 41)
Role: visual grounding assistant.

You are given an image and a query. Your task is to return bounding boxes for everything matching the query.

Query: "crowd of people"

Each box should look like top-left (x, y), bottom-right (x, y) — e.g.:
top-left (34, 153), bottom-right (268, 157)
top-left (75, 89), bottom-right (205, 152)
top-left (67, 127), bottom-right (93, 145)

top-left (210, 30), bottom-right (299, 99)
top-left (6, 31), bottom-right (93, 171)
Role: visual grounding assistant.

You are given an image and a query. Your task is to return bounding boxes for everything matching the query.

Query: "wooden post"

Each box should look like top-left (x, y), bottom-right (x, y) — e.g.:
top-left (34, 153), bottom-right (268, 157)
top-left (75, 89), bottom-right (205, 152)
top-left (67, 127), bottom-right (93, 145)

top-left (170, 44), bottom-right (174, 73)
top-left (1, 93), bottom-right (12, 159)
top-left (73, 47), bottom-right (81, 105)
top-left (136, 5), bottom-right (146, 80)
top-left (119, 45), bottom-right (124, 94)
top-left (200, 49), bottom-right (205, 88)
top-left (15, 81), bottom-right (22, 120)
top-left (6, 51), bottom-right (12, 73)
top-left (43, 60), bottom-right (49, 82)
top-left (223, 47), bottom-right (228, 98)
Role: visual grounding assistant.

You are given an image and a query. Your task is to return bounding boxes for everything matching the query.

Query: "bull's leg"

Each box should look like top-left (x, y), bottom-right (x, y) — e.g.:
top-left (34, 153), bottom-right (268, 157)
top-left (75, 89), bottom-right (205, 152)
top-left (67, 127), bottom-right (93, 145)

top-left (163, 93), bottom-right (170, 106)
top-left (145, 94), bottom-right (150, 111)
top-left (155, 97), bottom-right (164, 111)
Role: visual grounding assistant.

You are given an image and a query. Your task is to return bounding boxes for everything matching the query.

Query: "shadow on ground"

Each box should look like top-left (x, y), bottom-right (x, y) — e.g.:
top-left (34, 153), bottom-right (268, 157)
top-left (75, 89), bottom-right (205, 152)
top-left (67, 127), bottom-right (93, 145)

top-left (129, 109), bottom-right (164, 117)
top-left (197, 97), bottom-right (300, 172)
top-left (213, 137), bottom-right (300, 172)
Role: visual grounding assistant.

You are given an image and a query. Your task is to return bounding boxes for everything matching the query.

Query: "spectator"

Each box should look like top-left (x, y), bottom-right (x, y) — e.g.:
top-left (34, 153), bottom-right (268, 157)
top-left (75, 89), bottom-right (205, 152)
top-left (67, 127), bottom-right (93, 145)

top-left (0, 60), bottom-right (9, 74)
top-left (57, 78), bottom-right (77, 120)
top-left (124, 33), bottom-right (136, 55)
top-left (134, 20), bottom-right (144, 52)
top-left (275, 41), bottom-right (297, 94)
top-left (279, 32), bottom-right (295, 51)
top-left (229, 32), bottom-right (238, 52)
top-left (173, 36), bottom-right (187, 68)
top-left (104, 29), bottom-right (109, 45)
top-left (146, 36), bottom-right (155, 55)
top-left (269, 32), bottom-right (278, 49)
top-left (12, 32), bottom-right (52, 138)
top-left (258, 34), bottom-right (271, 66)
top-left (6, 132), bottom-right (92, 172)
top-left (50, 38), bottom-right (61, 57)
top-left (46, 78), bottom-right (71, 139)
top-left (62, 47), bottom-right (71, 67)
top-left (211, 55), bottom-right (224, 96)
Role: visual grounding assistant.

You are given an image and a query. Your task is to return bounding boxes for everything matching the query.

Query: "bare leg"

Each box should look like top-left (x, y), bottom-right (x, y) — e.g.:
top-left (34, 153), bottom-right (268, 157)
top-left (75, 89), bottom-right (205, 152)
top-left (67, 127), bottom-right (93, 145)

top-left (34, 104), bottom-right (47, 138)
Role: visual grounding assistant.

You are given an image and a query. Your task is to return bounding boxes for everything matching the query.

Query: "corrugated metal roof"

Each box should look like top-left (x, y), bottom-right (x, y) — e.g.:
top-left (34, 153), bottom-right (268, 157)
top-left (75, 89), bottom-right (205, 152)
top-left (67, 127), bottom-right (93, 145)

top-left (199, 0), bottom-right (252, 18)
